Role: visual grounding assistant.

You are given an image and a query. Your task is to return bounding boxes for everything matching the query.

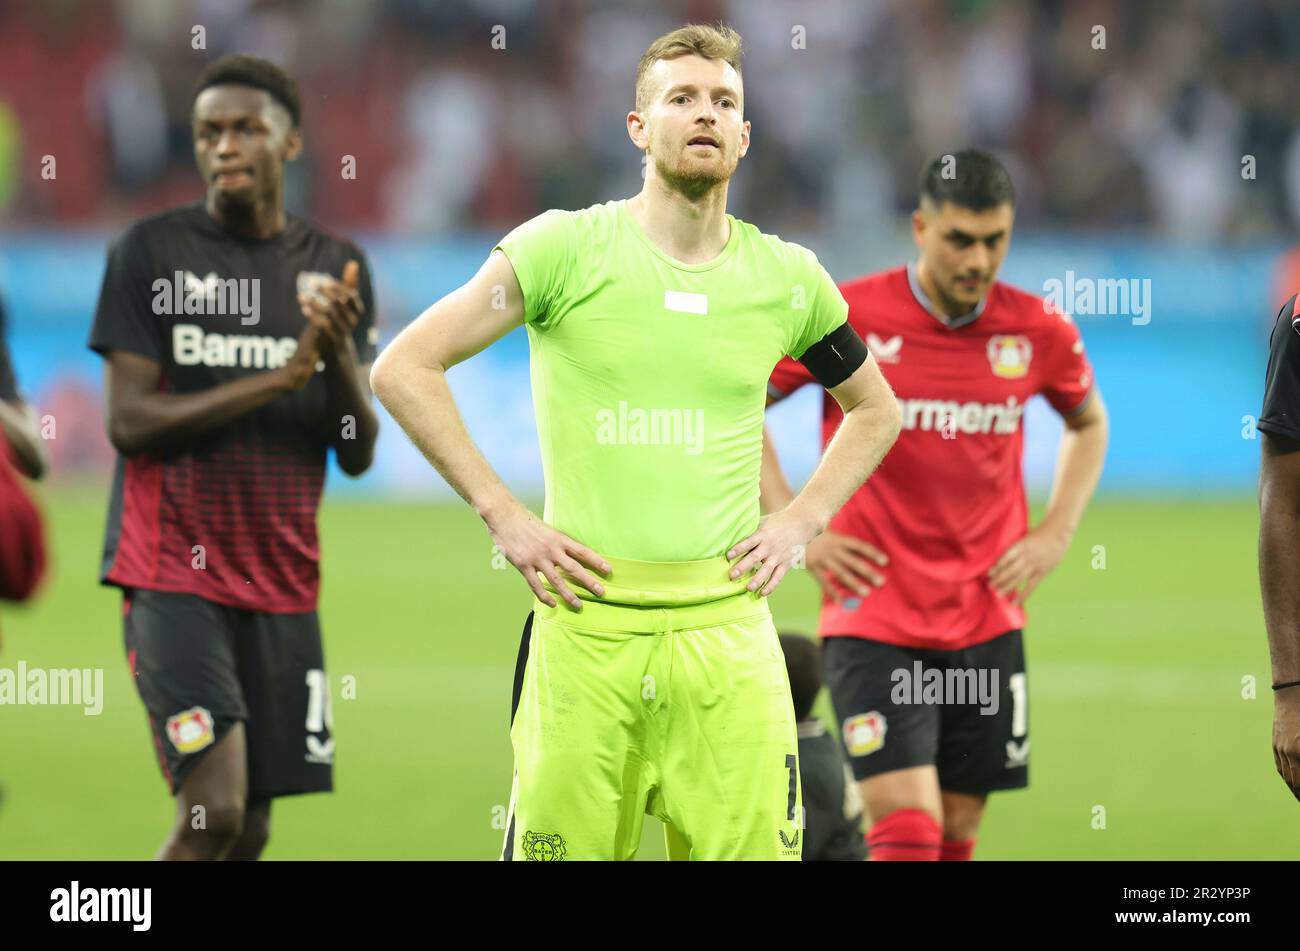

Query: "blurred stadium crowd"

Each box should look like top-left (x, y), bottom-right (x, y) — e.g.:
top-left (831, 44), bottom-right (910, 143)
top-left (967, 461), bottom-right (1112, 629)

top-left (0, 0), bottom-right (1296, 241)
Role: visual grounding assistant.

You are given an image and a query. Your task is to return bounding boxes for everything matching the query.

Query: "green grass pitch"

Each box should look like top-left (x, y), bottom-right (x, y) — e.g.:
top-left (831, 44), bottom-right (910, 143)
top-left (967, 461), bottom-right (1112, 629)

top-left (1, 485), bottom-right (1294, 859)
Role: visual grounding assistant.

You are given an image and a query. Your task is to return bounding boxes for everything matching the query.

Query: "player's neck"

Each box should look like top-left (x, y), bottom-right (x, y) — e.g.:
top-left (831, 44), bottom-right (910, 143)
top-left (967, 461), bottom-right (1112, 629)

top-left (915, 259), bottom-right (975, 321)
top-left (627, 179), bottom-right (730, 265)
top-left (204, 192), bottom-right (286, 241)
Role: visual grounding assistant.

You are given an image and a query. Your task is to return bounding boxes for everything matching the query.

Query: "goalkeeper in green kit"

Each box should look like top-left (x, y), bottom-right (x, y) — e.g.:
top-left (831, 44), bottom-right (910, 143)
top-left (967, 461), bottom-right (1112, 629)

top-left (370, 23), bottom-right (901, 860)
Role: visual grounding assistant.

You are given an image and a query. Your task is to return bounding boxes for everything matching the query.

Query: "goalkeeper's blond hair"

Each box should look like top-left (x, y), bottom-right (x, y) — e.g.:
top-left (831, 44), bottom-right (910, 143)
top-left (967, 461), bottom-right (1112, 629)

top-left (634, 24), bottom-right (743, 113)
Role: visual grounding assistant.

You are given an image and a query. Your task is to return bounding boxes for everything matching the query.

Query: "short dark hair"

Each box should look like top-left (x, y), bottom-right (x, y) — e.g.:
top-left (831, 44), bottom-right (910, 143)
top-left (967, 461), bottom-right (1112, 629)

top-left (779, 632), bottom-right (822, 722)
top-left (918, 148), bottom-right (1016, 211)
top-left (192, 55), bottom-right (301, 127)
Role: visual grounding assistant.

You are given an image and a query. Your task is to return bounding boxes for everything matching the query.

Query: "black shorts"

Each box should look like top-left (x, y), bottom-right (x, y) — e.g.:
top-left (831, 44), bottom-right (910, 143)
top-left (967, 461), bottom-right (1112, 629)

top-left (123, 588), bottom-right (333, 800)
top-left (822, 630), bottom-right (1028, 795)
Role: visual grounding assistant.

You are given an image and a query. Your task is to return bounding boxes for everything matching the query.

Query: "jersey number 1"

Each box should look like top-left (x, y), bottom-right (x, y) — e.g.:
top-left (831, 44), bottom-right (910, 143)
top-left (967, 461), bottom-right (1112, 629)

top-left (305, 669), bottom-right (333, 733)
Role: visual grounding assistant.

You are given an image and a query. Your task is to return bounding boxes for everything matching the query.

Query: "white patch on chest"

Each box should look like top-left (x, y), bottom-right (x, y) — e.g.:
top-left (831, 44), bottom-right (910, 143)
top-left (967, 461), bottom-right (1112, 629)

top-left (663, 290), bottom-right (708, 315)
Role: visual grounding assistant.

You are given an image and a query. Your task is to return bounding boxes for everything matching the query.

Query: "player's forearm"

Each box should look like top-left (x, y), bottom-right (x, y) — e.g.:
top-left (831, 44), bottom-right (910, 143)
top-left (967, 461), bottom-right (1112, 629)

top-left (1038, 410), bottom-right (1108, 541)
top-left (759, 424), bottom-right (798, 514)
top-left (0, 400), bottom-right (48, 479)
top-left (1260, 468), bottom-right (1300, 684)
top-left (1260, 516), bottom-right (1300, 684)
top-left (370, 358), bottom-right (518, 522)
top-left (786, 399), bottom-right (900, 534)
top-left (322, 342), bottom-right (379, 477)
top-left (108, 369), bottom-right (300, 456)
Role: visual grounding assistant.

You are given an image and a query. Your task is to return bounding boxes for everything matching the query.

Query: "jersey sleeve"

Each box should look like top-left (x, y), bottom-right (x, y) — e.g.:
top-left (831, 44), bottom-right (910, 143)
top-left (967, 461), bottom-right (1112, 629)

top-left (0, 295), bottom-right (20, 403)
top-left (786, 249), bottom-right (850, 360)
top-left (1259, 295), bottom-right (1300, 440)
top-left (351, 246), bottom-right (378, 364)
top-left (88, 225), bottom-right (164, 363)
top-left (493, 210), bottom-right (575, 331)
top-left (1039, 308), bottom-right (1095, 415)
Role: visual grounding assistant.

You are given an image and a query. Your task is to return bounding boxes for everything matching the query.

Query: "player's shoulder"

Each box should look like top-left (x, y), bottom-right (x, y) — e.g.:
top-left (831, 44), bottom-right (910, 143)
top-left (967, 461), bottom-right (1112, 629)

top-left (570, 201), bottom-right (625, 244)
top-left (839, 266), bottom-right (908, 302)
top-left (836, 268), bottom-right (912, 336)
top-left (731, 220), bottom-right (844, 303)
top-left (990, 278), bottom-right (1052, 316)
top-left (110, 203), bottom-right (209, 252)
top-left (1266, 292), bottom-right (1300, 357)
top-left (989, 279), bottom-right (1077, 336)
top-left (535, 201), bottom-right (620, 230)
top-left (284, 211), bottom-right (368, 262)
top-left (732, 217), bottom-right (822, 271)
top-left (1273, 293), bottom-right (1299, 331)
top-left (502, 202), bottom-right (612, 251)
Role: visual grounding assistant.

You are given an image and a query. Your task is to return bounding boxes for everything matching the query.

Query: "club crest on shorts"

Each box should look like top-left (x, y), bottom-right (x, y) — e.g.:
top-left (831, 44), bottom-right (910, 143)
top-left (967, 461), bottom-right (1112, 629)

top-left (165, 706), bottom-right (215, 754)
top-left (843, 711), bottom-right (887, 756)
top-left (522, 830), bottom-right (567, 862)
top-left (987, 335), bottom-right (1032, 379)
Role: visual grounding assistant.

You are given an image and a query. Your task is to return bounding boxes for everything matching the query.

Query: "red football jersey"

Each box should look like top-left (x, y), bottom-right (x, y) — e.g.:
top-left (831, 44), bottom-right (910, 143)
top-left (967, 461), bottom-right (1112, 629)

top-left (769, 265), bottom-right (1094, 650)
top-left (0, 436), bottom-right (46, 651)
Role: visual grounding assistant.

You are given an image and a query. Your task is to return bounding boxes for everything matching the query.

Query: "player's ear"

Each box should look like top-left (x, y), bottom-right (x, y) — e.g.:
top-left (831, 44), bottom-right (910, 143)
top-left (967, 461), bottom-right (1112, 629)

top-left (911, 209), bottom-right (926, 247)
top-left (626, 111), bottom-right (648, 151)
top-left (737, 119), bottom-right (751, 159)
top-left (283, 127), bottom-right (303, 162)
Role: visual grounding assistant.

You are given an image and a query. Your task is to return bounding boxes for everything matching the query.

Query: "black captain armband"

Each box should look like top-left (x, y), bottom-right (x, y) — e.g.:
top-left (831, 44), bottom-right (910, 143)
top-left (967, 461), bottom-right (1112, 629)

top-left (798, 322), bottom-right (869, 389)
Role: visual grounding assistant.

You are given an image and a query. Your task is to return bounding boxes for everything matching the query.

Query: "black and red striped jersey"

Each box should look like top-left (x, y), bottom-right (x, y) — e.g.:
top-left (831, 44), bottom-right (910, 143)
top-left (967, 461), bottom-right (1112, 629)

top-left (1259, 293), bottom-right (1300, 442)
top-left (88, 203), bottom-right (377, 613)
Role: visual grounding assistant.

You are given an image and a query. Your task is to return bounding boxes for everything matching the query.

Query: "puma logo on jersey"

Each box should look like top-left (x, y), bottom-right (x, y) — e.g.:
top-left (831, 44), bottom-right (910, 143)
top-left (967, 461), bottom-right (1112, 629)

top-left (898, 396), bottom-right (1025, 435)
top-left (173, 324), bottom-right (307, 370)
top-left (152, 271), bottom-right (260, 326)
top-left (867, 333), bottom-right (902, 363)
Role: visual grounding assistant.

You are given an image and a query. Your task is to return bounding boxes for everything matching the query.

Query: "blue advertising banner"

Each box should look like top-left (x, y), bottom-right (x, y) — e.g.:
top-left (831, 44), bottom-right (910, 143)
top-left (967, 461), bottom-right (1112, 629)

top-left (0, 233), bottom-right (1282, 497)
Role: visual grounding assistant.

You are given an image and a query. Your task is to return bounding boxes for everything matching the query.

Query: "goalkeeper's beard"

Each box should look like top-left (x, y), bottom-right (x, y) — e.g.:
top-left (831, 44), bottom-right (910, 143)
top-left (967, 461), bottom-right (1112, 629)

top-left (651, 146), bottom-right (734, 201)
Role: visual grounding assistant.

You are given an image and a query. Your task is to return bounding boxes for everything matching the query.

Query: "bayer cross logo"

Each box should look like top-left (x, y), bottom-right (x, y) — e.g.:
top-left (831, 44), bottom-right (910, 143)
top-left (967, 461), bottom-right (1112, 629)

top-left (522, 830), bottom-right (568, 862)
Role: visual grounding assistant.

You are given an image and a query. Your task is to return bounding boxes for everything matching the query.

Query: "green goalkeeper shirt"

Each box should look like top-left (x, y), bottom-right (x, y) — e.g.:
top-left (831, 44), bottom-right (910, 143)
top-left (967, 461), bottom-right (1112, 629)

top-left (494, 199), bottom-right (848, 562)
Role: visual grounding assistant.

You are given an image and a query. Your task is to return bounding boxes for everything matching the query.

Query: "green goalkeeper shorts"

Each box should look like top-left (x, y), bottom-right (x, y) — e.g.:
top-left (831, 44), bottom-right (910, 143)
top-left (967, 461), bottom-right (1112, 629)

top-left (500, 555), bottom-right (803, 861)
